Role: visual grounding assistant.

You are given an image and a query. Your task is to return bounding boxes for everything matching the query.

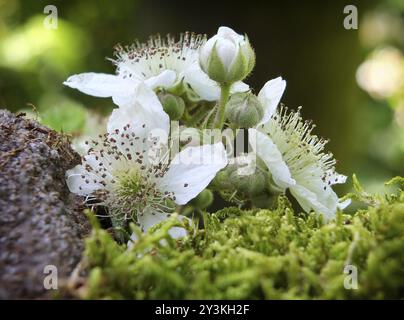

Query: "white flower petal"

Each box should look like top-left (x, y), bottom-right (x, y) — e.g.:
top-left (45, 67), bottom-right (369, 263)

top-left (107, 83), bottom-right (170, 144)
top-left (182, 63), bottom-right (221, 101)
top-left (63, 72), bottom-right (136, 98)
top-left (258, 77), bottom-right (286, 125)
top-left (144, 69), bottom-right (177, 89)
top-left (183, 63), bottom-right (249, 101)
top-left (66, 165), bottom-right (103, 196)
top-left (231, 81), bottom-right (250, 94)
top-left (290, 184), bottom-right (336, 220)
top-left (217, 26), bottom-right (244, 42)
top-left (158, 143), bottom-right (228, 205)
top-left (327, 171), bottom-right (348, 185)
top-left (249, 128), bottom-right (295, 189)
top-left (113, 70), bottom-right (176, 106)
top-left (216, 38), bottom-right (237, 71)
top-left (338, 198), bottom-right (351, 210)
top-left (199, 36), bottom-right (218, 68)
top-left (137, 211), bottom-right (190, 239)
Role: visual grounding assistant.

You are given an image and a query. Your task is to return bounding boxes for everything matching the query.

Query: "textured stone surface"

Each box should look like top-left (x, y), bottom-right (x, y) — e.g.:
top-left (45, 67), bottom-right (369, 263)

top-left (0, 110), bottom-right (90, 299)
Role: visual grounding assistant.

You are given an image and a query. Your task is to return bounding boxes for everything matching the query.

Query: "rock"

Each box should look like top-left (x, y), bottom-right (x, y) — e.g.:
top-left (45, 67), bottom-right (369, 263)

top-left (0, 110), bottom-right (90, 299)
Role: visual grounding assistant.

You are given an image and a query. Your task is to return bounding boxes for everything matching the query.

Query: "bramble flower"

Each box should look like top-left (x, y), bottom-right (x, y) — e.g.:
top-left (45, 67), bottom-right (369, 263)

top-left (66, 84), bottom-right (228, 237)
top-left (199, 26), bottom-right (255, 84)
top-left (64, 32), bottom-right (248, 104)
top-left (249, 106), bottom-right (348, 219)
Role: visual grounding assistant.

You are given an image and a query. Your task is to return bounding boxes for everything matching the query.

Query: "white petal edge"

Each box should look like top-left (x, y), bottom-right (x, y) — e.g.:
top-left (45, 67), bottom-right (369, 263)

top-left (113, 70), bottom-right (176, 106)
top-left (338, 198), bottom-right (351, 210)
top-left (182, 63), bottom-right (220, 101)
top-left (231, 81), bottom-right (250, 94)
top-left (144, 69), bottom-right (177, 90)
top-left (248, 128), bottom-right (295, 189)
top-left (290, 184), bottom-right (337, 220)
top-left (63, 73), bottom-right (136, 98)
top-left (157, 142), bottom-right (228, 205)
top-left (66, 165), bottom-right (103, 196)
top-left (107, 83), bottom-right (170, 144)
top-left (257, 77), bottom-right (286, 126)
top-left (137, 212), bottom-right (191, 239)
top-left (183, 63), bottom-right (249, 101)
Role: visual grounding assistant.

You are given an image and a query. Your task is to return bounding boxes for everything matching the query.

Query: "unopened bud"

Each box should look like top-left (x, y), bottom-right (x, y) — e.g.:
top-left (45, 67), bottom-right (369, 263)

top-left (226, 92), bottom-right (264, 128)
top-left (230, 169), bottom-right (266, 196)
top-left (191, 189), bottom-right (214, 209)
top-left (199, 26), bottom-right (255, 84)
top-left (158, 92), bottom-right (185, 120)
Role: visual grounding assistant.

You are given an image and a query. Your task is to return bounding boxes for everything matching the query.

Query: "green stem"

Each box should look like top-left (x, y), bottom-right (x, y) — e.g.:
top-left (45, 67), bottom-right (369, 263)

top-left (214, 83), bottom-right (231, 130)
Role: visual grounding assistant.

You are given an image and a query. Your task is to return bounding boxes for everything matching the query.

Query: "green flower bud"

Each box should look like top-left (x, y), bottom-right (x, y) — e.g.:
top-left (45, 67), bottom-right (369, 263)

top-left (211, 168), bottom-right (233, 190)
top-left (229, 169), bottom-right (266, 196)
top-left (251, 193), bottom-right (279, 208)
top-left (199, 27), bottom-right (255, 84)
top-left (191, 189), bottom-right (214, 210)
top-left (226, 92), bottom-right (264, 128)
top-left (213, 154), bottom-right (267, 196)
top-left (158, 92), bottom-right (185, 120)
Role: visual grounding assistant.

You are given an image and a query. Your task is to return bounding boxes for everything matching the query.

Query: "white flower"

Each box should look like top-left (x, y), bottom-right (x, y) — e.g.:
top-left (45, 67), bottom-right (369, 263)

top-left (199, 26), bottom-right (255, 83)
top-left (66, 84), bottom-right (228, 237)
top-left (249, 106), bottom-right (349, 219)
top-left (64, 32), bottom-right (248, 103)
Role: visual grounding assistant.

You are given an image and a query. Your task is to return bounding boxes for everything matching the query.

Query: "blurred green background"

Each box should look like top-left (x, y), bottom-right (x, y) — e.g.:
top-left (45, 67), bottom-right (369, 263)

top-left (0, 0), bottom-right (403, 192)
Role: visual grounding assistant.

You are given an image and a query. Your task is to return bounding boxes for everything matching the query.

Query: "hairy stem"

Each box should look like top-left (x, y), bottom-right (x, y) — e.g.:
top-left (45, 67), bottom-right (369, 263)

top-left (214, 83), bottom-right (231, 130)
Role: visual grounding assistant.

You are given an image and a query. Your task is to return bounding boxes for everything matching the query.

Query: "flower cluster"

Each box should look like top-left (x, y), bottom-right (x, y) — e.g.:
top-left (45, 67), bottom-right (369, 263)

top-left (65, 26), bottom-right (348, 241)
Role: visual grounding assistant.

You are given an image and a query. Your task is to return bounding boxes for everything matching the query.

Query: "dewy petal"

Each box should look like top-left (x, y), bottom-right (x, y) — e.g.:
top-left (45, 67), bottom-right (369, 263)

top-left (157, 142), bottom-right (228, 205)
top-left (63, 72), bottom-right (137, 98)
top-left (66, 165), bottom-right (103, 196)
top-left (137, 211), bottom-right (190, 239)
top-left (290, 184), bottom-right (336, 220)
top-left (107, 83), bottom-right (170, 144)
top-left (258, 77), bottom-right (286, 126)
top-left (249, 128), bottom-right (295, 189)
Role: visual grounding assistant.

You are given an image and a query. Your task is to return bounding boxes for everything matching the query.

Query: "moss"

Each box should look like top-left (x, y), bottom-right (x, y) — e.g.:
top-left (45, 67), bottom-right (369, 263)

top-left (71, 177), bottom-right (404, 299)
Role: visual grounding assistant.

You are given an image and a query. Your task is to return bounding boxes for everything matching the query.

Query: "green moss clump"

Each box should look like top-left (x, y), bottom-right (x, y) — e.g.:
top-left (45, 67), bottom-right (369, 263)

top-left (73, 177), bottom-right (404, 299)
